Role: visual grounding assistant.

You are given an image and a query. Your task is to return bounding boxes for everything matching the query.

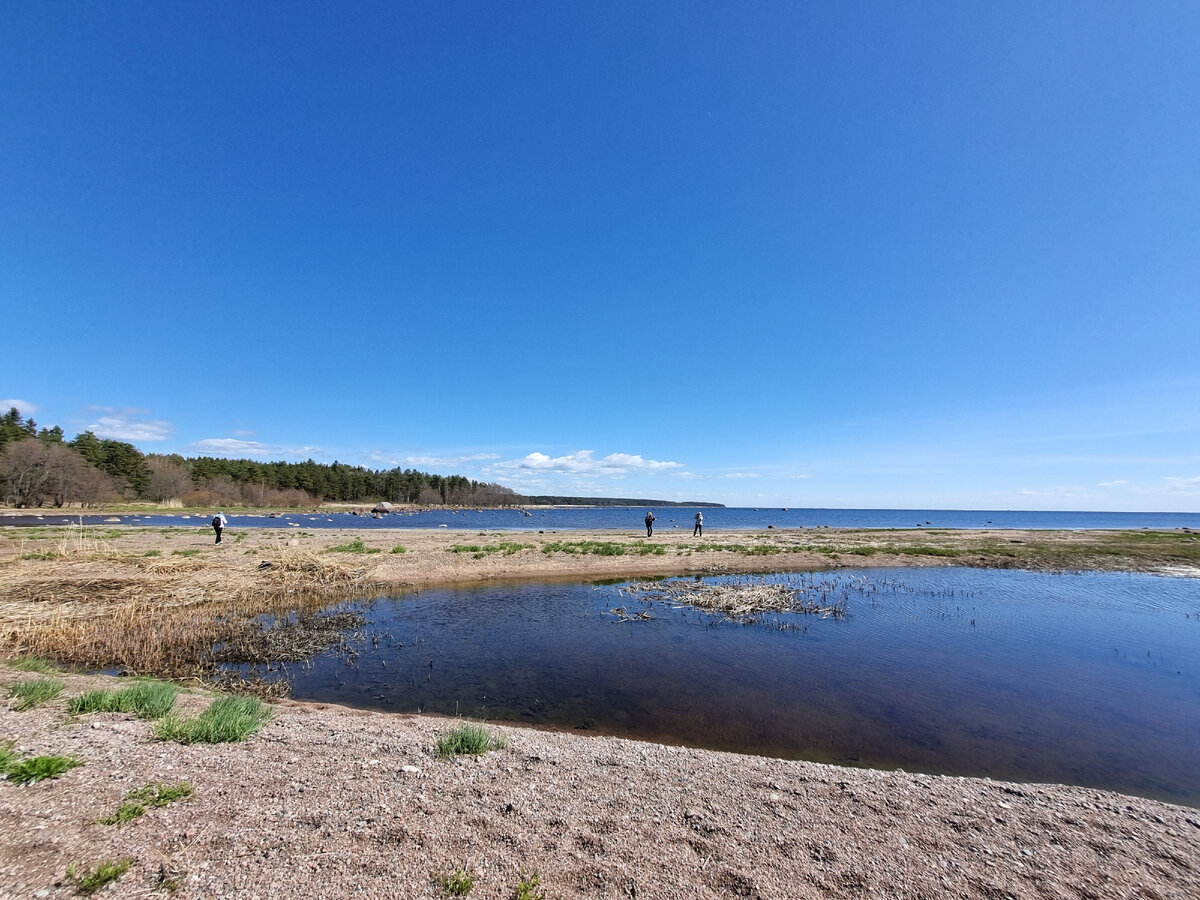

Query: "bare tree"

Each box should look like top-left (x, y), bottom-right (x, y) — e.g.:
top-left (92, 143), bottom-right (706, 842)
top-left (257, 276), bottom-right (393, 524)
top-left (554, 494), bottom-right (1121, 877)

top-left (145, 455), bottom-right (194, 502)
top-left (0, 438), bottom-right (114, 507)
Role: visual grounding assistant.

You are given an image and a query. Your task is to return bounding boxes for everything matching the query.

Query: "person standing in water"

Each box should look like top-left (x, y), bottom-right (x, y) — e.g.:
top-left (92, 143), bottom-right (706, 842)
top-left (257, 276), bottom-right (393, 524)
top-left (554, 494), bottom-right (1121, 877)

top-left (644, 510), bottom-right (655, 537)
top-left (212, 511), bottom-right (228, 544)
top-left (693, 510), bottom-right (703, 536)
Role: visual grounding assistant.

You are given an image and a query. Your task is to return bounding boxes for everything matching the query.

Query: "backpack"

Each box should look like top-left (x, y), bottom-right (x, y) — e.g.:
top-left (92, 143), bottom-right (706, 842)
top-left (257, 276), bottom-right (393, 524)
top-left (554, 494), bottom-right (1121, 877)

top-left (212, 516), bottom-right (222, 527)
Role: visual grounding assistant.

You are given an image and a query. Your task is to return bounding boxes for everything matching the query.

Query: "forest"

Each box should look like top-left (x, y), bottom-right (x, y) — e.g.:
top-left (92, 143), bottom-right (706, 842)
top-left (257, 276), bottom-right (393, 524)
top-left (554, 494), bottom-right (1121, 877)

top-left (0, 408), bottom-right (521, 509)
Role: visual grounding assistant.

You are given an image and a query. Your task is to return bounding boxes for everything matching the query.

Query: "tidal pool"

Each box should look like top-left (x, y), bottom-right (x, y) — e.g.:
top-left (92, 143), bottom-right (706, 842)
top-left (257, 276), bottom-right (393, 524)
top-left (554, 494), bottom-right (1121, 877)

top-left (255, 567), bottom-right (1200, 806)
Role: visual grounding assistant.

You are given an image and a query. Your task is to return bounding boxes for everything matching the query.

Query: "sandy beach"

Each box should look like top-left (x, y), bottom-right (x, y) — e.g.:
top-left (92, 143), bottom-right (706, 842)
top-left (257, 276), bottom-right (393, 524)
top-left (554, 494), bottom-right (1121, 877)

top-left (2, 521), bottom-right (1199, 898)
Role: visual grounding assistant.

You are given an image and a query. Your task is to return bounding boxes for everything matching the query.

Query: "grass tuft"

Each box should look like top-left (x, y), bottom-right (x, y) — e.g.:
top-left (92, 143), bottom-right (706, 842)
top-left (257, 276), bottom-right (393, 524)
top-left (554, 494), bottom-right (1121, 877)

top-left (9, 677), bottom-right (65, 711)
top-left (98, 781), bottom-right (193, 825)
top-left (391, 545), bottom-right (407, 554)
top-left (435, 722), bottom-right (508, 759)
top-left (68, 680), bottom-right (180, 719)
top-left (7, 753), bottom-right (83, 784)
top-left (328, 538), bottom-right (381, 554)
top-left (154, 695), bottom-right (272, 743)
top-left (66, 859), bottom-right (133, 895)
top-left (433, 867), bottom-right (475, 896)
top-left (7, 655), bottom-right (59, 673)
top-left (513, 872), bottom-right (545, 900)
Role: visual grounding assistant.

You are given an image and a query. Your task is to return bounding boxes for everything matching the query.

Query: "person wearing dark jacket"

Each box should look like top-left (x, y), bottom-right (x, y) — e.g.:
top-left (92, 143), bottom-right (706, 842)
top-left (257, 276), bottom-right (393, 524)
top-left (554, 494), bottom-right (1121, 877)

top-left (644, 510), bottom-right (655, 537)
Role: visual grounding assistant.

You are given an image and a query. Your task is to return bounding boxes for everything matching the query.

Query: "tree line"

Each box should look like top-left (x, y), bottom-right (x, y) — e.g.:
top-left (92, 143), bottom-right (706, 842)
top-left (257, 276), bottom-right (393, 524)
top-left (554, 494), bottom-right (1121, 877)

top-left (0, 408), bottom-right (521, 509)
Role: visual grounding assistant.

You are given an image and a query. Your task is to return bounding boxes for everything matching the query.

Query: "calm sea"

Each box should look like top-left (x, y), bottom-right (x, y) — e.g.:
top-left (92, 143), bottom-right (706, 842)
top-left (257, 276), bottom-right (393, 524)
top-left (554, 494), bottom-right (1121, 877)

top-left (6, 507), bottom-right (1200, 531)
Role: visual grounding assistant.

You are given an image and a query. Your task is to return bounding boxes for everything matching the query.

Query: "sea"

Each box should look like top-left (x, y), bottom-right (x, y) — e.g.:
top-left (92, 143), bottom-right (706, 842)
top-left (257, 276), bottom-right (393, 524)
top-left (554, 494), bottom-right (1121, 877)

top-left (4, 507), bottom-right (1200, 531)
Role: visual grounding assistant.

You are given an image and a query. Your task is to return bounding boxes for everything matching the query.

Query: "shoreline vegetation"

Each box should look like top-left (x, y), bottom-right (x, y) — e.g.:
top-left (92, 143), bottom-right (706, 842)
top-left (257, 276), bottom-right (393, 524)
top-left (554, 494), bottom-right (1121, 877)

top-left (3, 517), bottom-right (1200, 896)
top-left (2, 519), bottom-right (1198, 678)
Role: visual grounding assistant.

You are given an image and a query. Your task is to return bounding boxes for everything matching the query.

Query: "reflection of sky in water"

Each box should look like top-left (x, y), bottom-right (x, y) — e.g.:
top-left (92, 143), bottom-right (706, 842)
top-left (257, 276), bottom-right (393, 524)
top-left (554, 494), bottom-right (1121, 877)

top-left (265, 568), bottom-right (1200, 806)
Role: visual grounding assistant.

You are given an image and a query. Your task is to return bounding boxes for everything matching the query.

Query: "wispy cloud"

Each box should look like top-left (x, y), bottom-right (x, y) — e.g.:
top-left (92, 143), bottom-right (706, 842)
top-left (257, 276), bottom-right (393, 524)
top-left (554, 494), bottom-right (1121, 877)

top-left (404, 453), bottom-right (501, 468)
top-left (189, 438), bottom-right (276, 457)
top-left (723, 472), bottom-right (760, 479)
top-left (188, 438), bottom-right (324, 460)
top-left (86, 409), bottom-right (173, 442)
top-left (1098, 479), bottom-right (1128, 487)
top-left (494, 450), bottom-right (684, 476)
top-left (0, 398), bottom-right (36, 415)
top-left (1164, 476), bottom-right (1200, 491)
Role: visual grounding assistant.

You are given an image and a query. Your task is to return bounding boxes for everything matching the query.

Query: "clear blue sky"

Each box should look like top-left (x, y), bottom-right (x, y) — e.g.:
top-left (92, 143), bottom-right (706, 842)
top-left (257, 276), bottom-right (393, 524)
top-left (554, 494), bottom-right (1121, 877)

top-left (3, 2), bottom-right (1198, 510)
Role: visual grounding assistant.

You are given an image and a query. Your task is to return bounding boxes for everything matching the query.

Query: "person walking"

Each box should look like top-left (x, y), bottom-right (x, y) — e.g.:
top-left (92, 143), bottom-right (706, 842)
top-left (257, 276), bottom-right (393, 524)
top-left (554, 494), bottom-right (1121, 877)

top-left (212, 511), bottom-right (228, 544)
top-left (644, 510), bottom-right (656, 537)
top-left (693, 510), bottom-right (703, 537)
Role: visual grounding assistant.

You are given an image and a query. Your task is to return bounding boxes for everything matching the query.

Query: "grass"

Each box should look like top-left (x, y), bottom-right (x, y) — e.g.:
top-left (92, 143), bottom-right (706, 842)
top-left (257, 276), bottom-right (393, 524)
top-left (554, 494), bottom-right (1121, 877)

top-left (171, 548), bottom-right (201, 557)
top-left (154, 695), bottom-right (272, 743)
top-left (97, 781), bottom-right (193, 825)
top-left (144, 549), bottom-right (162, 557)
top-left (541, 540), bottom-right (664, 557)
top-left (897, 546), bottom-right (962, 558)
top-left (7, 655), bottom-right (58, 673)
top-left (328, 538), bottom-right (382, 554)
top-left (433, 867), bottom-right (474, 897)
top-left (9, 676), bottom-right (65, 711)
top-left (7, 753), bottom-right (83, 784)
top-left (0, 740), bottom-right (20, 772)
top-left (513, 873), bottom-right (545, 900)
top-left (66, 859), bottom-right (133, 895)
top-left (435, 722), bottom-right (508, 759)
top-left (391, 545), bottom-right (407, 554)
top-left (68, 680), bottom-right (179, 719)
top-left (447, 542), bottom-right (534, 559)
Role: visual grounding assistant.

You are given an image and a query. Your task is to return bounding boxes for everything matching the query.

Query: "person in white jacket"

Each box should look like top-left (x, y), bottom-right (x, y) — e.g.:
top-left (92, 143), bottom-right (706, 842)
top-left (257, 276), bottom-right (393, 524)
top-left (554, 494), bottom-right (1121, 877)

top-left (212, 512), bottom-right (228, 544)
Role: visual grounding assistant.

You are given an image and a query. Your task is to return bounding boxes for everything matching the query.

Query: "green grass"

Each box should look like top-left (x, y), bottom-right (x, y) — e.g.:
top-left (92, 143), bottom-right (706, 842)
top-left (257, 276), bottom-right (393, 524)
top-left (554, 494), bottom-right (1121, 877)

top-left (7, 754), bottom-right (83, 784)
top-left (154, 695), bottom-right (272, 743)
top-left (97, 782), bottom-right (193, 825)
top-left (66, 859), bottom-right (133, 895)
top-left (0, 740), bottom-right (20, 772)
top-left (897, 546), bottom-right (963, 558)
top-left (447, 542), bottom-right (534, 558)
top-left (433, 867), bottom-right (475, 897)
top-left (9, 677), bottom-right (65, 711)
top-left (68, 680), bottom-right (179, 720)
top-left (542, 539), bottom-right (664, 557)
top-left (328, 538), bottom-right (381, 554)
top-left (143, 549), bottom-right (162, 557)
top-left (7, 655), bottom-right (59, 673)
top-left (391, 545), bottom-right (407, 554)
top-left (171, 548), bottom-right (201, 557)
top-left (435, 722), bottom-right (508, 759)
top-left (512, 873), bottom-right (545, 900)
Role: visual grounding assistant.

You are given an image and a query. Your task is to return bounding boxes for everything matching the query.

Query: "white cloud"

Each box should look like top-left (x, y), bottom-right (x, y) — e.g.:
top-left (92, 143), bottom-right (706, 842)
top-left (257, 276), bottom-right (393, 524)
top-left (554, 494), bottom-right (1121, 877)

top-left (495, 450), bottom-right (683, 476)
top-left (87, 414), bottom-right (173, 442)
top-left (723, 472), bottom-right (760, 479)
top-left (190, 438), bottom-right (276, 457)
top-left (1098, 479), bottom-right (1128, 487)
top-left (1163, 476), bottom-right (1200, 491)
top-left (187, 438), bottom-right (325, 460)
top-left (0, 399), bottom-right (36, 415)
top-left (403, 453), bottom-right (501, 468)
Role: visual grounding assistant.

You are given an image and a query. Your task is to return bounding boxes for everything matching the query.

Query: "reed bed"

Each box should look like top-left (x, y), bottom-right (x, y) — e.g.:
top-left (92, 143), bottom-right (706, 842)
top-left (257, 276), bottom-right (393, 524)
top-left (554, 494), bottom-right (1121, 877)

top-left (1, 542), bottom-right (381, 681)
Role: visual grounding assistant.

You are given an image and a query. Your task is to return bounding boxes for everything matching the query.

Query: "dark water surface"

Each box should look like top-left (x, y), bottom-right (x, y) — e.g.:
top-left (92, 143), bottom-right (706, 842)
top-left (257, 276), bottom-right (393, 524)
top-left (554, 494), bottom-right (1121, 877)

top-left (7, 506), bottom-right (1200, 531)
top-left (264, 567), bottom-right (1200, 806)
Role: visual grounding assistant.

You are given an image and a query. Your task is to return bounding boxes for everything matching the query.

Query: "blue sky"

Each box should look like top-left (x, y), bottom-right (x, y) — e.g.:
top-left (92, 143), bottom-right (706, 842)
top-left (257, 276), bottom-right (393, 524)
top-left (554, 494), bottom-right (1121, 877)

top-left (3, 1), bottom-right (1198, 510)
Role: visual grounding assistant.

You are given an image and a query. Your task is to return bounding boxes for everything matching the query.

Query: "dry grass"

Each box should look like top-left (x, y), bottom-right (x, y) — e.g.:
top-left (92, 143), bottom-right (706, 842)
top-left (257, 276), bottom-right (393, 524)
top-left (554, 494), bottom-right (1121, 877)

top-left (0, 536), bottom-right (380, 679)
top-left (623, 575), bottom-right (849, 618)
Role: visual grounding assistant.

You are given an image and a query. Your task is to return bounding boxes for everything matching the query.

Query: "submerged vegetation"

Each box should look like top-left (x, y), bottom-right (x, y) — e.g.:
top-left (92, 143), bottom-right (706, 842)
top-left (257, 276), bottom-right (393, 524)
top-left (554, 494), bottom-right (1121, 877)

top-left (623, 574), bottom-right (853, 620)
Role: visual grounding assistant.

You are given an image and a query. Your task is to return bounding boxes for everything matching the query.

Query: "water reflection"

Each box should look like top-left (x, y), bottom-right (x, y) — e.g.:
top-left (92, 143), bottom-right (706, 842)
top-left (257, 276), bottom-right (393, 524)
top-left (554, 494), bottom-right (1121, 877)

top-left (250, 568), bottom-right (1200, 806)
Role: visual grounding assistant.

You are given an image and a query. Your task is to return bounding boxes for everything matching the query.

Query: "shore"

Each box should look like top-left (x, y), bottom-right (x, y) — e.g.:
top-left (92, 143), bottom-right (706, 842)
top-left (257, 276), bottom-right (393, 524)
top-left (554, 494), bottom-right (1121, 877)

top-left (2, 523), bottom-right (1199, 897)
top-left (3, 666), bottom-right (1199, 900)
